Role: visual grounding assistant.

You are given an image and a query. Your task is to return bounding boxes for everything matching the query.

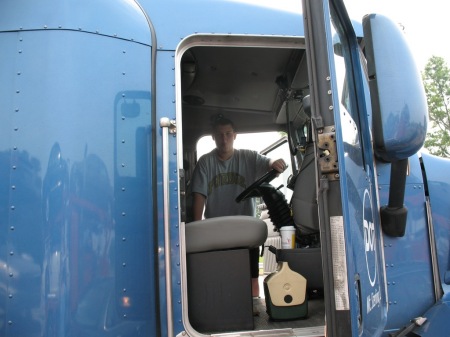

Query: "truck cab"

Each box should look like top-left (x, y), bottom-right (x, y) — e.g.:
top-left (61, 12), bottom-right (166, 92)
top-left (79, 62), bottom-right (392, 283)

top-left (1, 0), bottom-right (449, 336)
top-left (173, 1), bottom-right (445, 336)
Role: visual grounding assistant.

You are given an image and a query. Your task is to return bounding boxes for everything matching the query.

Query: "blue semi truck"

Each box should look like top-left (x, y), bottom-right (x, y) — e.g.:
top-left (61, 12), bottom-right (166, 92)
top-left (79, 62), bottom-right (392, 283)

top-left (0, 0), bottom-right (449, 336)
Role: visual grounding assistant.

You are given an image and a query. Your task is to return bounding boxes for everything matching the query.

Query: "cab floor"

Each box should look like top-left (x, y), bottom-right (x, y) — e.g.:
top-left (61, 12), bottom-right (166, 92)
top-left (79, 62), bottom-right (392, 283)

top-left (253, 296), bottom-right (325, 331)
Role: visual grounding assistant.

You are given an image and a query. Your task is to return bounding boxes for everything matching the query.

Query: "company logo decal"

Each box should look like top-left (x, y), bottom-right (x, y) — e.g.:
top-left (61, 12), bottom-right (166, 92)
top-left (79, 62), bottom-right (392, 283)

top-left (363, 189), bottom-right (377, 287)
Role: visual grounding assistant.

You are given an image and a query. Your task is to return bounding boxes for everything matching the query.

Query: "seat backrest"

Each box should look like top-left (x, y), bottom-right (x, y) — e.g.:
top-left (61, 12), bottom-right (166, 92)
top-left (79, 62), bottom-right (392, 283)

top-left (291, 144), bottom-right (319, 235)
top-left (287, 144), bottom-right (323, 290)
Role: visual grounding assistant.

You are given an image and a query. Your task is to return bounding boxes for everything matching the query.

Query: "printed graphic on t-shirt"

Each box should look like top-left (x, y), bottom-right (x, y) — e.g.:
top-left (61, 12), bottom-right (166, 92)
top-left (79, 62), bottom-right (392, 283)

top-left (207, 172), bottom-right (246, 194)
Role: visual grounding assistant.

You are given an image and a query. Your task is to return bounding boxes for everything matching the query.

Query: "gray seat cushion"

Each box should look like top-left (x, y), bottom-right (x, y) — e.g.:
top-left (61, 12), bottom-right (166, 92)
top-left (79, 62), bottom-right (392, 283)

top-left (185, 216), bottom-right (268, 253)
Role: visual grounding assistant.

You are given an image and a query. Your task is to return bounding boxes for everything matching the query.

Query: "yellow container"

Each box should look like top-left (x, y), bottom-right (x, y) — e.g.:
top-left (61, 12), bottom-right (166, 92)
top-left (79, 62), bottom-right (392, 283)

top-left (263, 261), bottom-right (308, 320)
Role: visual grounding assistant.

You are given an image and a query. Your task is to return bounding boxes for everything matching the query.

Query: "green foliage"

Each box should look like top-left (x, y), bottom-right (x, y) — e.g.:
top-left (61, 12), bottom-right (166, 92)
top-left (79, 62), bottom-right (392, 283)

top-left (422, 56), bottom-right (450, 157)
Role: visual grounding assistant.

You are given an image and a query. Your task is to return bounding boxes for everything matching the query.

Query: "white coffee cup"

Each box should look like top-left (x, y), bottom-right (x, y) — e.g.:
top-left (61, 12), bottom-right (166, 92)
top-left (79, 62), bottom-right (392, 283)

top-left (280, 226), bottom-right (296, 249)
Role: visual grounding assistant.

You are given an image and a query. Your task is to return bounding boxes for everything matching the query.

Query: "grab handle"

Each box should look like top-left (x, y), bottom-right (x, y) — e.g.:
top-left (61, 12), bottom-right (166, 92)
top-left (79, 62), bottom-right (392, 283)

top-left (160, 117), bottom-right (176, 337)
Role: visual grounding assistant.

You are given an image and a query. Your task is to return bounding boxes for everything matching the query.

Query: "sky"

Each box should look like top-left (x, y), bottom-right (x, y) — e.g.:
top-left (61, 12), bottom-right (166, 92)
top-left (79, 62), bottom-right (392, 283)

top-left (344, 0), bottom-right (450, 71)
top-left (232, 0), bottom-right (450, 72)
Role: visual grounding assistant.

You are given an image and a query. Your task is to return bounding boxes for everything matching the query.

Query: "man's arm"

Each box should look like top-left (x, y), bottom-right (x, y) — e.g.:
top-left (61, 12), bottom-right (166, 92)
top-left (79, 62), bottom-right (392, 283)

top-left (192, 192), bottom-right (206, 221)
top-left (269, 158), bottom-right (287, 173)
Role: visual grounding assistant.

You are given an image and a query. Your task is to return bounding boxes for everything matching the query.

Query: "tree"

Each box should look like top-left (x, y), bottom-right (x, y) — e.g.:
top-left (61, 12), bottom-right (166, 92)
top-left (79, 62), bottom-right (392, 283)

top-left (422, 56), bottom-right (450, 157)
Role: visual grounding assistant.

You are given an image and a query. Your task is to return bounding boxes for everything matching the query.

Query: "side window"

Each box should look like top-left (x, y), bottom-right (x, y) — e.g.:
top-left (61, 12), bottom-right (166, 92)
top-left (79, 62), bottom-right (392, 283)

top-left (332, 33), bottom-right (367, 169)
top-left (260, 137), bottom-right (294, 202)
top-left (196, 132), bottom-right (287, 161)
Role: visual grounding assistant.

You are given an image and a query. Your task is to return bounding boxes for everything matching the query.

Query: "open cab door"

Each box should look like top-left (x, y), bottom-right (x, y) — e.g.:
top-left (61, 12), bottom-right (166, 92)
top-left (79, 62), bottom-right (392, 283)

top-left (302, 0), bottom-right (389, 335)
top-left (303, 0), bottom-right (429, 335)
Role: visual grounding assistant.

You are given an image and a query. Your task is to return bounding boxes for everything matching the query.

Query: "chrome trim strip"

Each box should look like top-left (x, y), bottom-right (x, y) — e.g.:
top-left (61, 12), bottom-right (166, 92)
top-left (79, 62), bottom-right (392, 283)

top-left (160, 117), bottom-right (174, 337)
top-left (425, 196), bottom-right (443, 301)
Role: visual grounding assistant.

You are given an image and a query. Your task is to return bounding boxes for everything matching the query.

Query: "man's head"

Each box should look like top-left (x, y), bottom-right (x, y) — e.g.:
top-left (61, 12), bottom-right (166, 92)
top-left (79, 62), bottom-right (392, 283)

top-left (211, 115), bottom-right (236, 132)
top-left (211, 116), bottom-right (236, 158)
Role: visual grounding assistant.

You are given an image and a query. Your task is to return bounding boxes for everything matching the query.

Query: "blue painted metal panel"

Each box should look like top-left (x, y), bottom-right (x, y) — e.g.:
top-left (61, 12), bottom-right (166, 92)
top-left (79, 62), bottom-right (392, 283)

top-left (338, 130), bottom-right (388, 336)
top-left (376, 156), bottom-right (436, 334)
top-left (412, 300), bottom-right (450, 336)
top-left (335, 98), bottom-right (388, 337)
top-left (0, 0), bottom-right (151, 45)
top-left (153, 50), bottom-right (182, 335)
top-left (330, 1), bottom-right (388, 333)
top-left (421, 153), bottom-right (450, 297)
top-left (0, 26), bottom-right (156, 336)
top-left (141, 0), bottom-right (304, 51)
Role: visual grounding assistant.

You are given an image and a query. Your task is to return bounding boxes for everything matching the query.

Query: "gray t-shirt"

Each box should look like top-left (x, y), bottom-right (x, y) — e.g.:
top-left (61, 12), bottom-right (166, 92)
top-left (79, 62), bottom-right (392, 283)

top-left (191, 148), bottom-right (270, 218)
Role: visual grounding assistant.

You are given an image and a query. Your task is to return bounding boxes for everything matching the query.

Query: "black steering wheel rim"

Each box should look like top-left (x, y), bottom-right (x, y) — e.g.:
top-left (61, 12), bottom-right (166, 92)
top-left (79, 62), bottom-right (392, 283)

top-left (235, 169), bottom-right (278, 203)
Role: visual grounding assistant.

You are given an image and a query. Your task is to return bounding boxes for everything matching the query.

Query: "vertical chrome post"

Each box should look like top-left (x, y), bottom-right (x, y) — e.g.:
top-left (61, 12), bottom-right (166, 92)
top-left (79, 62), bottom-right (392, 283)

top-left (160, 117), bottom-right (176, 337)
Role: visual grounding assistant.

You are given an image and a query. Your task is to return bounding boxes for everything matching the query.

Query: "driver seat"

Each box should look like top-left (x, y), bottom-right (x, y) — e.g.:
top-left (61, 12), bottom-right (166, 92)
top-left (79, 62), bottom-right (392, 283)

top-left (292, 144), bottom-right (319, 235)
top-left (185, 216), bottom-right (267, 332)
top-left (277, 143), bottom-right (324, 292)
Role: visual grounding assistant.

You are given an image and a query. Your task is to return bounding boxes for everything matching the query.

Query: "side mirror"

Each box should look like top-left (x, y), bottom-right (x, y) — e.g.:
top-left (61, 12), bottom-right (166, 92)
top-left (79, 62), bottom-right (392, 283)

top-left (363, 14), bottom-right (428, 237)
top-left (363, 13), bottom-right (428, 161)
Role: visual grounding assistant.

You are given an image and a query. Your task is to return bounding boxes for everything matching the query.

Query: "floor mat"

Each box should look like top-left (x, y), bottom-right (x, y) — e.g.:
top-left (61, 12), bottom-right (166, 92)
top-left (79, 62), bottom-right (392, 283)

top-left (253, 297), bottom-right (325, 331)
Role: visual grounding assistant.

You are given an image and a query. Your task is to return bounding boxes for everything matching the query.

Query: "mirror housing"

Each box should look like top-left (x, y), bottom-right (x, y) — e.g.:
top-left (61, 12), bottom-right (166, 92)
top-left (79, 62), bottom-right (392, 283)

top-left (363, 14), bottom-right (428, 162)
top-left (363, 14), bottom-right (428, 237)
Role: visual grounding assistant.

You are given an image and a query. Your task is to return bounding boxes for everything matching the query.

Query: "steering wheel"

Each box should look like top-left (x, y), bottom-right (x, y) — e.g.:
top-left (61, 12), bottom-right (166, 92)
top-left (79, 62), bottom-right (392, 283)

top-left (235, 169), bottom-right (279, 203)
